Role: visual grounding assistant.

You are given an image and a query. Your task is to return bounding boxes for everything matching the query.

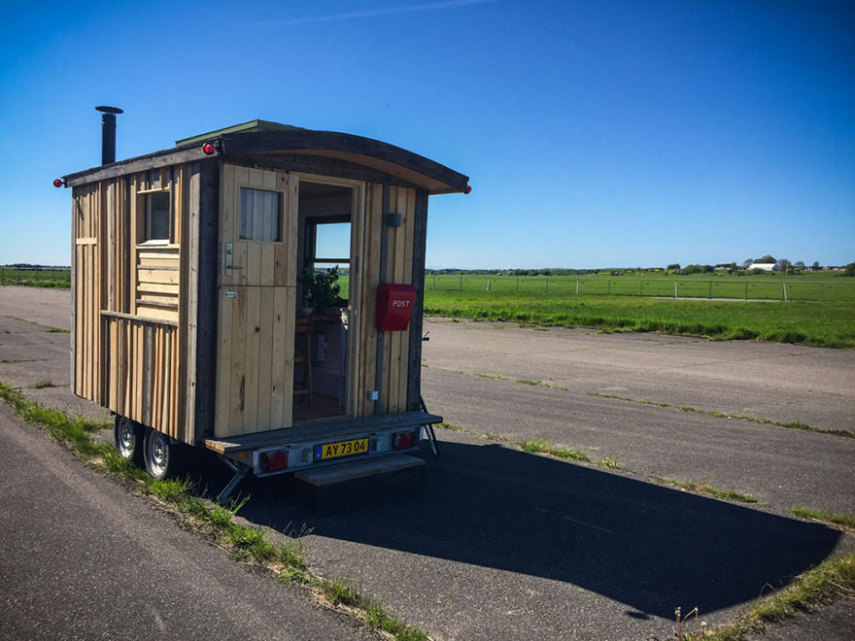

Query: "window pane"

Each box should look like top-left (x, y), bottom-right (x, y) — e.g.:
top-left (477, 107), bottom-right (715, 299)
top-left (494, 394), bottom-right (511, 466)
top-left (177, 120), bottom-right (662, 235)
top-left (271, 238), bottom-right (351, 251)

top-left (241, 188), bottom-right (280, 241)
top-left (146, 192), bottom-right (170, 240)
top-left (315, 222), bottom-right (350, 262)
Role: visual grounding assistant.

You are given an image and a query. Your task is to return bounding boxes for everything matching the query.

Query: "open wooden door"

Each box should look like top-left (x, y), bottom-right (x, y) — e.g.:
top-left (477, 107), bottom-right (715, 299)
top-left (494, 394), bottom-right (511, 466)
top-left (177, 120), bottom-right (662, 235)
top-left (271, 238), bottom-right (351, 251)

top-left (214, 164), bottom-right (298, 437)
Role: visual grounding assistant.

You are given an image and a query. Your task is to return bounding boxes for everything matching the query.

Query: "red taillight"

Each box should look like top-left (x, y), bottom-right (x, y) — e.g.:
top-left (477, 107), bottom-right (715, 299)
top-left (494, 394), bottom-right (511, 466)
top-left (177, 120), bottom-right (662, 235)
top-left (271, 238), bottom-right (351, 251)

top-left (202, 142), bottom-right (217, 155)
top-left (463, 185), bottom-right (472, 194)
top-left (53, 178), bottom-right (63, 188)
top-left (259, 450), bottom-right (288, 473)
top-left (393, 430), bottom-right (417, 451)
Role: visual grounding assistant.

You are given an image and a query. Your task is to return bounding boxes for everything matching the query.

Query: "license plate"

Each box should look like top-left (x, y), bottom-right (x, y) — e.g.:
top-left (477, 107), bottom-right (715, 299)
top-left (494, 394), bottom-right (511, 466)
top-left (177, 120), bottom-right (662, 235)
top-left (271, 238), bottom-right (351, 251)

top-left (314, 438), bottom-right (369, 462)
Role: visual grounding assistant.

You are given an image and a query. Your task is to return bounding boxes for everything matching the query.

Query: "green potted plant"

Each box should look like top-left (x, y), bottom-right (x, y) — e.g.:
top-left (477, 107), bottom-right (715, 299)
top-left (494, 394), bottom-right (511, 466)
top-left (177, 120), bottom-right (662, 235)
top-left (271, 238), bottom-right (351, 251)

top-left (300, 266), bottom-right (343, 315)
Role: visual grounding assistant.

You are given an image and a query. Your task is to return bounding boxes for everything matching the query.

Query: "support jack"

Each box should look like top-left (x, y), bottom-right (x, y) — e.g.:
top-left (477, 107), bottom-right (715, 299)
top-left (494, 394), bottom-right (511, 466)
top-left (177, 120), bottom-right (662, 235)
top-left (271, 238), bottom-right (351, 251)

top-left (217, 456), bottom-right (250, 505)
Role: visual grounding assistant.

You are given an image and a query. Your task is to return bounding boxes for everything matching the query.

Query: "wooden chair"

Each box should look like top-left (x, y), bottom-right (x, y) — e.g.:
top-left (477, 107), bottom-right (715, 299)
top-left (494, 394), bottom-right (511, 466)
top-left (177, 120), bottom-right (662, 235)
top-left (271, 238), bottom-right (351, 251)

top-left (294, 316), bottom-right (313, 405)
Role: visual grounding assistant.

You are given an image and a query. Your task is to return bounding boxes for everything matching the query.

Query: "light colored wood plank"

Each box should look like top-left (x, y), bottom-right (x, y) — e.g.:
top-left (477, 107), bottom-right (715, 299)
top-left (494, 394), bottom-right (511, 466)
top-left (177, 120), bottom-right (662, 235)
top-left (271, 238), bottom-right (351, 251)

top-left (137, 257), bottom-right (180, 268)
top-left (243, 286), bottom-right (261, 433)
top-left (135, 304), bottom-right (179, 322)
top-left (137, 268), bottom-right (180, 285)
top-left (361, 183), bottom-right (383, 416)
top-left (282, 287), bottom-right (296, 427)
top-left (153, 327), bottom-right (162, 431)
top-left (260, 243), bottom-right (274, 287)
top-left (228, 285), bottom-right (248, 435)
top-left (137, 282), bottom-right (180, 295)
top-left (246, 240), bottom-right (261, 285)
top-left (215, 293), bottom-right (233, 436)
top-left (181, 163), bottom-right (200, 444)
top-left (138, 247), bottom-right (180, 259)
top-left (138, 293), bottom-right (179, 305)
top-left (124, 320), bottom-right (132, 416)
top-left (233, 242), bottom-right (248, 286)
top-left (257, 287), bottom-right (274, 429)
top-left (270, 287), bottom-right (287, 426)
top-left (398, 187), bottom-right (416, 410)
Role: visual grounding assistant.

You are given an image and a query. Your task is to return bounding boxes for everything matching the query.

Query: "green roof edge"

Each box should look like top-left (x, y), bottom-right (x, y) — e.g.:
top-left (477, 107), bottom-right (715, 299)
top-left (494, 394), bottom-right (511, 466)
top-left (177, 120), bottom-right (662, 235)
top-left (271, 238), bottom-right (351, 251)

top-left (175, 119), bottom-right (305, 147)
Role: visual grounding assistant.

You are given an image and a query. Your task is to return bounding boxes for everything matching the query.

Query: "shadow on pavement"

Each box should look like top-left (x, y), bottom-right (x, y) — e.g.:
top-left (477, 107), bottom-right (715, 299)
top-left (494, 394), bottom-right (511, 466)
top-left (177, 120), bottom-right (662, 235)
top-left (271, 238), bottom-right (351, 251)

top-left (208, 440), bottom-right (840, 618)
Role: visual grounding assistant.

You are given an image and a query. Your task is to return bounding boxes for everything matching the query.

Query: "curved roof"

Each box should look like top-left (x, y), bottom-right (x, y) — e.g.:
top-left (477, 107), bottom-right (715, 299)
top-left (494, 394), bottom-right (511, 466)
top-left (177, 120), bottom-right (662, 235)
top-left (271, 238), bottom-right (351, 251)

top-left (63, 121), bottom-right (469, 194)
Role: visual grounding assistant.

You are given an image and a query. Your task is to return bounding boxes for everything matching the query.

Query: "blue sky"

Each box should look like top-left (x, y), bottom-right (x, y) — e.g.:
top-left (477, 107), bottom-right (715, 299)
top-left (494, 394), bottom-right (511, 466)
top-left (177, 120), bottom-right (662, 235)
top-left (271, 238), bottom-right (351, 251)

top-left (1, 0), bottom-right (852, 269)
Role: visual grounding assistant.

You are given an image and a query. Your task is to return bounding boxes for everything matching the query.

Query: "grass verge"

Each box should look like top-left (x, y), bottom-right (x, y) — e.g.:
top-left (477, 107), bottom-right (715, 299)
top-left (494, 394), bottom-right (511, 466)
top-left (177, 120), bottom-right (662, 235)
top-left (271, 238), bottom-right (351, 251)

top-left (653, 477), bottom-right (761, 504)
top-left (702, 554), bottom-right (855, 640)
top-left (589, 392), bottom-right (853, 438)
top-left (791, 507), bottom-right (855, 531)
top-left (521, 439), bottom-right (590, 462)
top-left (0, 381), bottom-right (428, 641)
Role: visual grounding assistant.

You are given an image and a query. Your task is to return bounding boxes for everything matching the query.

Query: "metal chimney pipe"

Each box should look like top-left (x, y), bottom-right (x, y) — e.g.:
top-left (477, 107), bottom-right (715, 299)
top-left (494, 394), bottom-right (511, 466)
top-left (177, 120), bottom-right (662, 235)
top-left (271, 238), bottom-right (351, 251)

top-left (95, 106), bottom-right (123, 165)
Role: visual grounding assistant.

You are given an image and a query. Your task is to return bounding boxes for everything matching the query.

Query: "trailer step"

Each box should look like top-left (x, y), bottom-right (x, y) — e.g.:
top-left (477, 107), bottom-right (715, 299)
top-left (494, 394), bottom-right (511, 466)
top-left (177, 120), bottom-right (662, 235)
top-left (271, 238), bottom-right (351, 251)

top-left (293, 454), bottom-right (426, 515)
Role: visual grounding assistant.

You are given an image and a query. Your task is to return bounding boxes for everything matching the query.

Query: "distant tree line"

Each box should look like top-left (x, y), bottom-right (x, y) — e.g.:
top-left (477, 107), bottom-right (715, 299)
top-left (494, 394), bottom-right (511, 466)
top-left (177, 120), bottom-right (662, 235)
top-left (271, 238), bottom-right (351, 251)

top-left (427, 268), bottom-right (602, 276)
top-left (429, 259), bottom-right (855, 277)
top-left (2, 263), bottom-right (70, 270)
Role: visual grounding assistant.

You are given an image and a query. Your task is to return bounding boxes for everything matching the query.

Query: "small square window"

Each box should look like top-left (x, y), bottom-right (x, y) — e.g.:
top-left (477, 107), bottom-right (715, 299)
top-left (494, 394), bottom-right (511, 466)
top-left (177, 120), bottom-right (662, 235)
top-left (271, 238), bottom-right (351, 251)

top-left (241, 188), bottom-right (280, 242)
top-left (145, 191), bottom-right (171, 241)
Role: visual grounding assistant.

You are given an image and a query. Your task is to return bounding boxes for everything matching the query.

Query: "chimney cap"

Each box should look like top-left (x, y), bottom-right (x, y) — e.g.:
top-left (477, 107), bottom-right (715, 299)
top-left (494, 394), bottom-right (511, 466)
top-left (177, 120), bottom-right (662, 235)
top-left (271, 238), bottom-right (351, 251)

top-left (95, 105), bottom-right (123, 115)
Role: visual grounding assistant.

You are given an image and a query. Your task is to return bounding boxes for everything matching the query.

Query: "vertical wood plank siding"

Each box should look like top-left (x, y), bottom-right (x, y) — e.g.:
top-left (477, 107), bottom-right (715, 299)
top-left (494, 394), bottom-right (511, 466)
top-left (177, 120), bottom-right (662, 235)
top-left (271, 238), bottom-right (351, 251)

top-left (71, 163), bottom-right (195, 441)
top-left (349, 183), bottom-right (416, 417)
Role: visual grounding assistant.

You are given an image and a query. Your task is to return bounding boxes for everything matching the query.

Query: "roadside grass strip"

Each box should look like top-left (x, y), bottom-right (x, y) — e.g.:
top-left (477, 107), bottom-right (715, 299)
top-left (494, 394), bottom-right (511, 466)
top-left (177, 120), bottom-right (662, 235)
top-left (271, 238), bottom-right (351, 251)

top-left (791, 507), bottom-right (855, 532)
top-left (653, 477), bottom-right (761, 505)
top-left (588, 392), bottom-right (854, 438)
top-left (520, 439), bottom-right (590, 462)
top-left (0, 381), bottom-right (429, 641)
top-left (700, 554), bottom-right (855, 641)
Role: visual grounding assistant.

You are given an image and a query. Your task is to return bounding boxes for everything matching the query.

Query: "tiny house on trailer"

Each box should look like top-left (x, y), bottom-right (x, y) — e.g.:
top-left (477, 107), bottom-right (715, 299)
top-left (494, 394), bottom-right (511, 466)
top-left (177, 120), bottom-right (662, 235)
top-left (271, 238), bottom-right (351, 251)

top-left (60, 115), bottom-right (469, 502)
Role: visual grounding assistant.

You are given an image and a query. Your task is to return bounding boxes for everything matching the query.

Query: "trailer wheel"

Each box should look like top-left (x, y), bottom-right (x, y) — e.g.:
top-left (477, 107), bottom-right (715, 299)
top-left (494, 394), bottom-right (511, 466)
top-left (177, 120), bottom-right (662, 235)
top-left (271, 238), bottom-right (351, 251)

top-left (143, 428), bottom-right (182, 480)
top-left (114, 416), bottom-right (143, 466)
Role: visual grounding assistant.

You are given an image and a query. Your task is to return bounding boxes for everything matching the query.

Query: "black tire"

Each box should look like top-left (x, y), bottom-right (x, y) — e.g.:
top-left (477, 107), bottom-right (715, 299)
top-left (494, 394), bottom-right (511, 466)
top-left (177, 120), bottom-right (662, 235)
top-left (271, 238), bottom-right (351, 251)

top-left (143, 427), bottom-right (183, 480)
top-left (114, 416), bottom-right (144, 466)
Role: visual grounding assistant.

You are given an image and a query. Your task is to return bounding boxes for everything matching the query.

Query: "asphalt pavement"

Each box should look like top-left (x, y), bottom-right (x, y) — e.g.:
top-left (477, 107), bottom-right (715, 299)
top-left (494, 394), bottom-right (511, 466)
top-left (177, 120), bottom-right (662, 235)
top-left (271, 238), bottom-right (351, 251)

top-left (0, 403), bottom-right (370, 641)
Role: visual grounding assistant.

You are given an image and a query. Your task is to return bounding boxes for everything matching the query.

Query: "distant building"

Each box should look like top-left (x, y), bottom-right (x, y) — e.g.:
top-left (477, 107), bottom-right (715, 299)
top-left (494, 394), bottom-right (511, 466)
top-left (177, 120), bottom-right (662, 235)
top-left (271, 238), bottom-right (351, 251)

top-left (748, 262), bottom-right (779, 272)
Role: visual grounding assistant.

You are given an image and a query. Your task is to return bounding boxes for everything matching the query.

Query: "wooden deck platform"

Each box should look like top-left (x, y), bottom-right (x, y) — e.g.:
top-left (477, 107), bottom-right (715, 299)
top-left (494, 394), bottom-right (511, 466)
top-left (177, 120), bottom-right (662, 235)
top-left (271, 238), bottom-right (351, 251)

top-left (204, 410), bottom-right (441, 454)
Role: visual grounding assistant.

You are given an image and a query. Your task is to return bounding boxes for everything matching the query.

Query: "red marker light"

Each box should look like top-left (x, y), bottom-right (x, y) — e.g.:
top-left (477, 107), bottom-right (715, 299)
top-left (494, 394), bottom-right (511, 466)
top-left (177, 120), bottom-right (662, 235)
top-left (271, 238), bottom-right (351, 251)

top-left (393, 430), bottom-right (417, 451)
top-left (463, 185), bottom-right (472, 194)
top-left (53, 179), bottom-right (63, 188)
top-left (202, 142), bottom-right (217, 155)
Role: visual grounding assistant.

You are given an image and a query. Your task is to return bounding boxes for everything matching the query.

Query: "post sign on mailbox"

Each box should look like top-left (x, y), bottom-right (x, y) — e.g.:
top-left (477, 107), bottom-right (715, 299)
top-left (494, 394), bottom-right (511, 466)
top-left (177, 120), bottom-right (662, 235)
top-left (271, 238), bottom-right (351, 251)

top-left (376, 284), bottom-right (417, 331)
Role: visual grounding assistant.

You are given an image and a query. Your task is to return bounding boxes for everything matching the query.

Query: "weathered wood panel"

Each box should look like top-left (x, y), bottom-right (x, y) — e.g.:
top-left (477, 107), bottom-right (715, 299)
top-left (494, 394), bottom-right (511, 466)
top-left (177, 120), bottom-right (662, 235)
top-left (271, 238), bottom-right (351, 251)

top-left (103, 315), bottom-right (180, 438)
top-left (71, 163), bottom-right (195, 443)
top-left (72, 182), bottom-right (103, 403)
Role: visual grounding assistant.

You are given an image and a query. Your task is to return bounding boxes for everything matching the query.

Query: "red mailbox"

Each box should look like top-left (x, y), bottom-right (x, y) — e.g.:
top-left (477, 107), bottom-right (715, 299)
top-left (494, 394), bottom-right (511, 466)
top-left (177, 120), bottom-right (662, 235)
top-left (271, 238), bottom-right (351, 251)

top-left (376, 284), bottom-right (417, 331)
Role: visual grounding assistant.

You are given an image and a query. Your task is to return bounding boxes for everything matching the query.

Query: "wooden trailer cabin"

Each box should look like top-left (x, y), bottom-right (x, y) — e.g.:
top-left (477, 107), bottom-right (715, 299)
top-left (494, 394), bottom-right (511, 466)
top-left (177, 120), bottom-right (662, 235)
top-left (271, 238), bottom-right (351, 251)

top-left (61, 118), bottom-right (469, 500)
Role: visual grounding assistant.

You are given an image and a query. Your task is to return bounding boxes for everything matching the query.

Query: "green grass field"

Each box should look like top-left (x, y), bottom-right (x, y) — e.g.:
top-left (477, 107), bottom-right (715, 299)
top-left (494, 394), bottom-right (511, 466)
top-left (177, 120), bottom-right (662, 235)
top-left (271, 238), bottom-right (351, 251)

top-left (4, 266), bottom-right (853, 347)
top-left (0, 268), bottom-right (70, 288)
top-left (423, 272), bottom-right (855, 348)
